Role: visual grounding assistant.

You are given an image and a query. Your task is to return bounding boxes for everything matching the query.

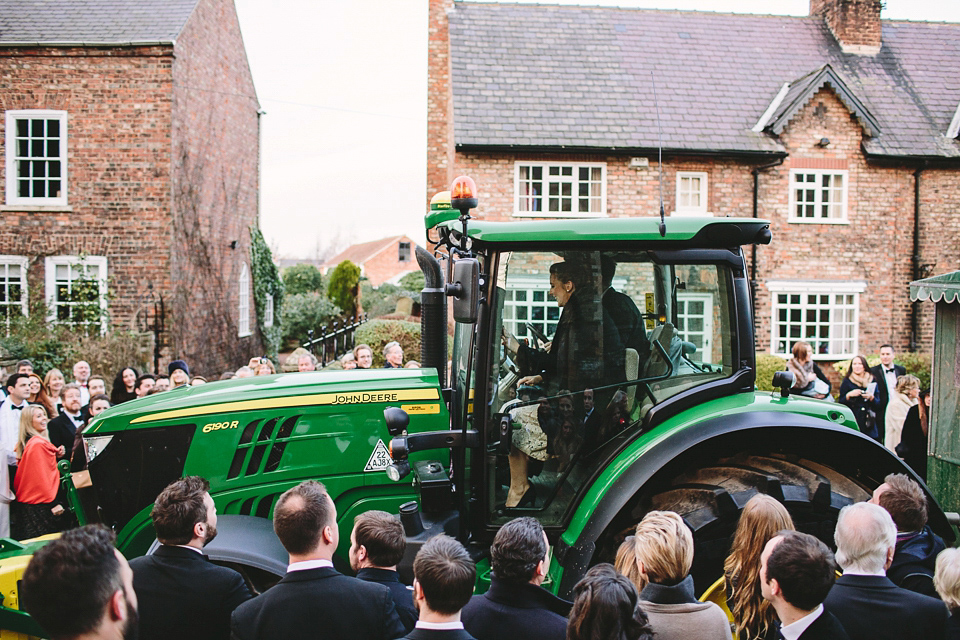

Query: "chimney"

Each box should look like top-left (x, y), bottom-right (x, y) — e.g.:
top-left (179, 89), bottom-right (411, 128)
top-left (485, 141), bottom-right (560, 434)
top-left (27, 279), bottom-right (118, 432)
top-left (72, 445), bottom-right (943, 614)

top-left (426, 0), bottom-right (456, 207)
top-left (810, 0), bottom-right (882, 55)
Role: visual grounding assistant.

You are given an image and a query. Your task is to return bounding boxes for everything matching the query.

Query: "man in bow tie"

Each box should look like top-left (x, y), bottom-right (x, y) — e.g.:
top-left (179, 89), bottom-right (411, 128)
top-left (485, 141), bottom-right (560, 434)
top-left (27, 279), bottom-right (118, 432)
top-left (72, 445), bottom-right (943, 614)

top-left (48, 384), bottom-right (86, 461)
top-left (869, 345), bottom-right (906, 446)
top-left (0, 373), bottom-right (31, 536)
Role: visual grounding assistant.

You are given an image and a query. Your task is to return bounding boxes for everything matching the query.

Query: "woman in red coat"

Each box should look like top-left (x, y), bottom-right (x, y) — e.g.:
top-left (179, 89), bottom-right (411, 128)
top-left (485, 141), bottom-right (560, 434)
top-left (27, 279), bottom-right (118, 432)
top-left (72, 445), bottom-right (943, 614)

top-left (12, 405), bottom-right (65, 539)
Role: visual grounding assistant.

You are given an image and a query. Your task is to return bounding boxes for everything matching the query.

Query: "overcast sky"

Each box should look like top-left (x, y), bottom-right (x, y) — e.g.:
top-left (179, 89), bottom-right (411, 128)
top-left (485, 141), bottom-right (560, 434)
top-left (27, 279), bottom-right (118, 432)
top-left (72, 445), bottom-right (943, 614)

top-left (233, 0), bottom-right (960, 261)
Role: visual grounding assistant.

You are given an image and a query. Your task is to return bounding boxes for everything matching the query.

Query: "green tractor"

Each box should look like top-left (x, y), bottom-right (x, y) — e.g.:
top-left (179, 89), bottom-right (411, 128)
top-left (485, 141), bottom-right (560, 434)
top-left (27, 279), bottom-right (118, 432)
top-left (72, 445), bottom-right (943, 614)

top-left (0, 180), bottom-right (951, 636)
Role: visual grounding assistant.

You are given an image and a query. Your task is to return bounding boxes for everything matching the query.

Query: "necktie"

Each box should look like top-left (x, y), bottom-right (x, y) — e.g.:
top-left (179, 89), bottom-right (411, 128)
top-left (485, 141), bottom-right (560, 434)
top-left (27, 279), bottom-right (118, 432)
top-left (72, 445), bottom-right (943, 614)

top-left (10, 405), bottom-right (23, 411)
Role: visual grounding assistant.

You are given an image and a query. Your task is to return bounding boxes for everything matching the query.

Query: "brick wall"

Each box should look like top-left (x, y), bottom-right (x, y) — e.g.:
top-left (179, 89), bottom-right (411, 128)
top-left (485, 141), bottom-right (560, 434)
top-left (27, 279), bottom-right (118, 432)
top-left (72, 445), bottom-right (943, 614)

top-left (362, 237), bottom-right (419, 286)
top-left (442, 85), bottom-right (953, 365)
top-left (0, 45), bottom-right (176, 340)
top-left (427, 0), bottom-right (456, 205)
top-left (171, 0), bottom-right (262, 374)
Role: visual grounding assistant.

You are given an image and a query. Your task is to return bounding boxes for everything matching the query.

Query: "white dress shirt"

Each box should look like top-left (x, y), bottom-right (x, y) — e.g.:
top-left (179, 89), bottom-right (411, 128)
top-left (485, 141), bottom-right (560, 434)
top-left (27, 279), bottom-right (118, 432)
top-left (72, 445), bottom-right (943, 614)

top-left (287, 558), bottom-right (334, 573)
top-left (780, 604), bottom-right (823, 640)
top-left (415, 621), bottom-right (464, 630)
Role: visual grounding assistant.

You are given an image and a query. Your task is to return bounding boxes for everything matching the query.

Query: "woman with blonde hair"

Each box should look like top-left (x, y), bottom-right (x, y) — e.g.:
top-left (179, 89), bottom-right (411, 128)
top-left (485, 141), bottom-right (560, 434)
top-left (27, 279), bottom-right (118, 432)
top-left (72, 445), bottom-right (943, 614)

top-left (42, 368), bottom-right (65, 415)
top-left (885, 374), bottom-right (919, 451)
top-left (615, 535), bottom-right (644, 592)
top-left (723, 493), bottom-right (795, 640)
top-left (934, 547), bottom-right (960, 639)
top-left (12, 405), bottom-right (66, 539)
top-left (633, 510), bottom-right (732, 640)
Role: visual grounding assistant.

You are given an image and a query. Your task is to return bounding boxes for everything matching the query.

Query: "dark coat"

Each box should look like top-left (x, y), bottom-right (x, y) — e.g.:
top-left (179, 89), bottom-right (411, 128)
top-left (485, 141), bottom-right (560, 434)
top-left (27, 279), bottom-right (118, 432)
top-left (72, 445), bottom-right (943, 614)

top-left (402, 629), bottom-right (476, 640)
top-left (603, 287), bottom-right (649, 362)
top-left (46, 412), bottom-right (83, 461)
top-left (888, 526), bottom-right (946, 599)
top-left (948, 613), bottom-right (960, 640)
top-left (357, 567), bottom-right (417, 633)
top-left (796, 609), bottom-right (851, 640)
top-left (838, 377), bottom-right (881, 441)
top-left (897, 404), bottom-right (929, 481)
top-left (462, 578), bottom-right (570, 640)
top-left (870, 363), bottom-right (906, 410)
top-left (130, 545), bottom-right (253, 640)
top-left (230, 566), bottom-right (405, 640)
top-left (823, 573), bottom-right (947, 640)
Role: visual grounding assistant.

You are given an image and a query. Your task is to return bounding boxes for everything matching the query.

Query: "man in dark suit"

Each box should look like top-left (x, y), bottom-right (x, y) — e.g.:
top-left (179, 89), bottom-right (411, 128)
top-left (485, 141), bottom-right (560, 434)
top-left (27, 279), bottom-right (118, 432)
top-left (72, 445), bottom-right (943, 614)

top-left (871, 474), bottom-right (946, 598)
top-left (47, 383), bottom-right (85, 461)
top-left (600, 256), bottom-right (649, 362)
top-left (22, 525), bottom-right (139, 640)
top-left (870, 344), bottom-right (906, 443)
top-left (403, 534), bottom-right (476, 640)
top-left (824, 502), bottom-right (947, 640)
top-left (351, 510), bottom-right (418, 633)
top-left (462, 517), bottom-right (569, 640)
top-left (231, 480), bottom-right (404, 640)
top-left (761, 530), bottom-right (850, 640)
top-left (130, 476), bottom-right (252, 640)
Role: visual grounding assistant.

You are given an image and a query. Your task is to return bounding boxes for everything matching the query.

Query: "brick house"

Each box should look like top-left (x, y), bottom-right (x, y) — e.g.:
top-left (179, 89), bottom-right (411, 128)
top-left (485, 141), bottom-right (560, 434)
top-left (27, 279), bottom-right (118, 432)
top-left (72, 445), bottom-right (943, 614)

top-left (0, 0), bottom-right (264, 375)
top-left (322, 235), bottom-right (420, 287)
top-left (427, 0), bottom-right (960, 373)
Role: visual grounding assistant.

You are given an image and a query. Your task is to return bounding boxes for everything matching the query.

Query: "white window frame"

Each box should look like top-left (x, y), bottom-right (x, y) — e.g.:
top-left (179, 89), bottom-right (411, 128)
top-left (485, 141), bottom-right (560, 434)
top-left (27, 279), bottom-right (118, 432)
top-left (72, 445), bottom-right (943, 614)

top-left (676, 292), bottom-right (714, 363)
top-left (514, 161), bottom-right (607, 218)
top-left (263, 293), bottom-right (274, 328)
top-left (44, 255), bottom-right (107, 332)
top-left (238, 262), bottom-right (251, 337)
top-left (398, 242), bottom-right (411, 263)
top-left (673, 171), bottom-right (709, 216)
top-left (5, 110), bottom-right (68, 206)
top-left (0, 255), bottom-right (29, 332)
top-left (767, 280), bottom-right (865, 359)
top-left (501, 276), bottom-right (561, 342)
top-left (788, 169), bottom-right (849, 224)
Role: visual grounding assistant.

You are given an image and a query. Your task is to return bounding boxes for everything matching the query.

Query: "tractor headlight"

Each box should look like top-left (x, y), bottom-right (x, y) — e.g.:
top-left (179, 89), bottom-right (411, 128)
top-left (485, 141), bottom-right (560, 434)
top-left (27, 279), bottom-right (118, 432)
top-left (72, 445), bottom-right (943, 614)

top-left (85, 435), bottom-right (114, 463)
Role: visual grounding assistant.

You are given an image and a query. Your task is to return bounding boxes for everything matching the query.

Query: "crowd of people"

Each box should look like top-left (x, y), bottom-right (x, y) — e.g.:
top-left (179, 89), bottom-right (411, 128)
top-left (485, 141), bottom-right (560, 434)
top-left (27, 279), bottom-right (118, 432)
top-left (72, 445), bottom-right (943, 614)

top-left (16, 470), bottom-right (960, 640)
top-left (786, 342), bottom-right (931, 479)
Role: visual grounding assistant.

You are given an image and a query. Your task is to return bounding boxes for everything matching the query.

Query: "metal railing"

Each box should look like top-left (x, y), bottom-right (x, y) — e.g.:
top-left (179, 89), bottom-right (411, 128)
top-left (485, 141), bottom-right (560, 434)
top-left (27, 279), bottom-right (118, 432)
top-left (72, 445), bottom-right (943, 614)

top-left (303, 314), bottom-right (368, 367)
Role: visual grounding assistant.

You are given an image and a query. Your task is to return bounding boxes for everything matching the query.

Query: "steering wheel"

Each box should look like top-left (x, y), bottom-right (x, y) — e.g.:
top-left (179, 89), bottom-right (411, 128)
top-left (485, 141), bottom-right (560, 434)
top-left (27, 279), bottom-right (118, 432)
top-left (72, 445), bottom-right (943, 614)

top-left (525, 323), bottom-right (549, 348)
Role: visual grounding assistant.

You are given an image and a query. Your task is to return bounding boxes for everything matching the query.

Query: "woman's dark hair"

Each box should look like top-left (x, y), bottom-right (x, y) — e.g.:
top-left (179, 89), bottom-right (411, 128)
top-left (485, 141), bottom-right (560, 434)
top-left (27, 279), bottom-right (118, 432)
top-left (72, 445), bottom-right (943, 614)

top-left (843, 355), bottom-right (870, 379)
top-left (110, 367), bottom-right (140, 405)
top-left (568, 563), bottom-right (654, 640)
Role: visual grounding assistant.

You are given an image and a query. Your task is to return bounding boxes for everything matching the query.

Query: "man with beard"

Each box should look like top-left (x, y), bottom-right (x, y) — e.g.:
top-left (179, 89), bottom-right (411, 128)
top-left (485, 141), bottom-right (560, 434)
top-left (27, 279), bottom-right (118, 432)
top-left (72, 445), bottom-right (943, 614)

top-left (130, 477), bottom-right (252, 640)
top-left (21, 525), bottom-right (139, 640)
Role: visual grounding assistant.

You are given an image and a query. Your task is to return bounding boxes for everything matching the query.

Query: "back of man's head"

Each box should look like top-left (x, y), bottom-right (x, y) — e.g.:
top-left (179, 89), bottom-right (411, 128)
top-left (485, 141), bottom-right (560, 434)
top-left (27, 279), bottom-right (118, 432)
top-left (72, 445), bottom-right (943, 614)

top-left (835, 502), bottom-right (896, 574)
top-left (413, 535), bottom-right (476, 615)
top-left (490, 516), bottom-right (547, 585)
top-left (877, 474), bottom-right (927, 533)
top-left (151, 476), bottom-right (210, 545)
top-left (766, 531), bottom-right (837, 612)
top-left (21, 525), bottom-right (123, 638)
top-left (274, 480), bottom-right (332, 555)
top-left (354, 510), bottom-right (405, 567)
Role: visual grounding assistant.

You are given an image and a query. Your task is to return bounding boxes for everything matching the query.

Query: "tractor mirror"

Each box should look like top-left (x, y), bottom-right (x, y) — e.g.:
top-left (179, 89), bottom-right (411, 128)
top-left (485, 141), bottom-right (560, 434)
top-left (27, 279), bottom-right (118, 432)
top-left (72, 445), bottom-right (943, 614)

top-left (447, 258), bottom-right (479, 324)
top-left (772, 371), bottom-right (794, 398)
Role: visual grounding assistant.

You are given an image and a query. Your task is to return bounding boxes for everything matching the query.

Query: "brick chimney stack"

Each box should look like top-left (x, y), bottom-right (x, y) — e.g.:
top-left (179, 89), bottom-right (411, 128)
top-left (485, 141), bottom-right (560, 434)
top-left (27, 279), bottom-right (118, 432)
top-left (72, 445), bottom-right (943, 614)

top-left (427, 0), bottom-right (456, 206)
top-left (810, 0), bottom-right (883, 55)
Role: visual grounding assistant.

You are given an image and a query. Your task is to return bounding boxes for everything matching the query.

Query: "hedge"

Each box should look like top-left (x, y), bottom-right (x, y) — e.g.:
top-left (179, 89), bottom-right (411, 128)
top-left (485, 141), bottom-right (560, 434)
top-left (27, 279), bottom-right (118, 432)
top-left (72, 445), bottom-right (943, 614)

top-left (755, 353), bottom-right (788, 392)
top-left (355, 319), bottom-right (422, 367)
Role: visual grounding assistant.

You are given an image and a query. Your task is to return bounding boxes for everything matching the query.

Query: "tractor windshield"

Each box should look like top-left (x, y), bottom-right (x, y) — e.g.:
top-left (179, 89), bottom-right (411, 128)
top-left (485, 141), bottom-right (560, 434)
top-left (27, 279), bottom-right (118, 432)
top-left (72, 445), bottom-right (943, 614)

top-left (487, 249), bottom-right (736, 523)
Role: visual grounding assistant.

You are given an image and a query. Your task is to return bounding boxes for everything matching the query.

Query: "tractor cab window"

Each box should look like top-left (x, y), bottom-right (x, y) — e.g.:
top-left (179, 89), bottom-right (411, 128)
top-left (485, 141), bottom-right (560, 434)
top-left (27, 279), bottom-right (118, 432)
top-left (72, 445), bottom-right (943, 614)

top-left (488, 250), bottom-right (735, 525)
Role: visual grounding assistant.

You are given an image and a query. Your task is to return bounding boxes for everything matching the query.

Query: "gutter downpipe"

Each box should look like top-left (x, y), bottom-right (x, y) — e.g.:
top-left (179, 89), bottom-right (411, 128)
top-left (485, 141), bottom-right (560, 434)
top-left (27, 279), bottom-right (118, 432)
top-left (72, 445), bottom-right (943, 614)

top-left (751, 157), bottom-right (786, 313)
top-left (910, 162), bottom-right (927, 352)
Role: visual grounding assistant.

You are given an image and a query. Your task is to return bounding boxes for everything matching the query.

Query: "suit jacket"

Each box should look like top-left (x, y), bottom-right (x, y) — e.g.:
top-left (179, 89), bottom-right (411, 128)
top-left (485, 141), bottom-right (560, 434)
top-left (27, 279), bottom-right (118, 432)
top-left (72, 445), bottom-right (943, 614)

top-left (231, 566), bottom-right (405, 640)
top-left (823, 573), bottom-right (947, 640)
top-left (870, 363), bottom-right (906, 412)
top-left (796, 609), bottom-right (851, 640)
top-left (46, 412), bottom-right (83, 461)
top-left (130, 545), bottom-right (253, 640)
top-left (403, 628), bottom-right (475, 640)
top-left (357, 567), bottom-right (418, 633)
top-left (462, 578), bottom-right (570, 640)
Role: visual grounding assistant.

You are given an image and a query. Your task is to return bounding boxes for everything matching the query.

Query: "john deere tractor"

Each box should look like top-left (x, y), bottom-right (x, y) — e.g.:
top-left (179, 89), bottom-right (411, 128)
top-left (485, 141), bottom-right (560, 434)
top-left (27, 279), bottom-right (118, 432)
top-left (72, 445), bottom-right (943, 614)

top-left (0, 178), bottom-right (951, 637)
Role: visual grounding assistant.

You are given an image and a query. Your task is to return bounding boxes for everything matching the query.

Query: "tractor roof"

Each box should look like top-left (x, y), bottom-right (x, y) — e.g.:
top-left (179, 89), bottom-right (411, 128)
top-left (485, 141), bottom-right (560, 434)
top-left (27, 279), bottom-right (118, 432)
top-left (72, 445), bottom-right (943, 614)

top-left (437, 216), bottom-right (772, 249)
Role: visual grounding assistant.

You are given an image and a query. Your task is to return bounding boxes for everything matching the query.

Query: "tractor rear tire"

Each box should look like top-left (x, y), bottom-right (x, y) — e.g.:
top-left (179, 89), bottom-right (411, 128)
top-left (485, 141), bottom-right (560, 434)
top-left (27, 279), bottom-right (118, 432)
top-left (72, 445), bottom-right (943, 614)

top-left (598, 451), bottom-right (870, 595)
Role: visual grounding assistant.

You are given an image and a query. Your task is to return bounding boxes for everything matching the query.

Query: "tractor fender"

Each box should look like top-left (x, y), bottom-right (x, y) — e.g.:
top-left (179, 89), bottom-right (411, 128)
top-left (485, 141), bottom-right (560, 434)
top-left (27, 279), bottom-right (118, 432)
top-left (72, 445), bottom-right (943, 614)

top-left (145, 514), bottom-right (287, 578)
top-left (556, 411), bottom-right (953, 596)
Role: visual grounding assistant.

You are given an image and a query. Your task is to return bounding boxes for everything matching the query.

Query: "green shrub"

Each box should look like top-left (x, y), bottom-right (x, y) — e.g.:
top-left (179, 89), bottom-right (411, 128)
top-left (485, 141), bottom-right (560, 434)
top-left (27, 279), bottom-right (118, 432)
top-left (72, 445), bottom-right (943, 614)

top-left (327, 261), bottom-right (361, 313)
top-left (755, 353), bottom-right (787, 391)
top-left (281, 293), bottom-right (341, 347)
top-left (398, 271), bottom-right (425, 292)
top-left (283, 263), bottom-right (325, 295)
top-left (355, 319), bottom-right (421, 367)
